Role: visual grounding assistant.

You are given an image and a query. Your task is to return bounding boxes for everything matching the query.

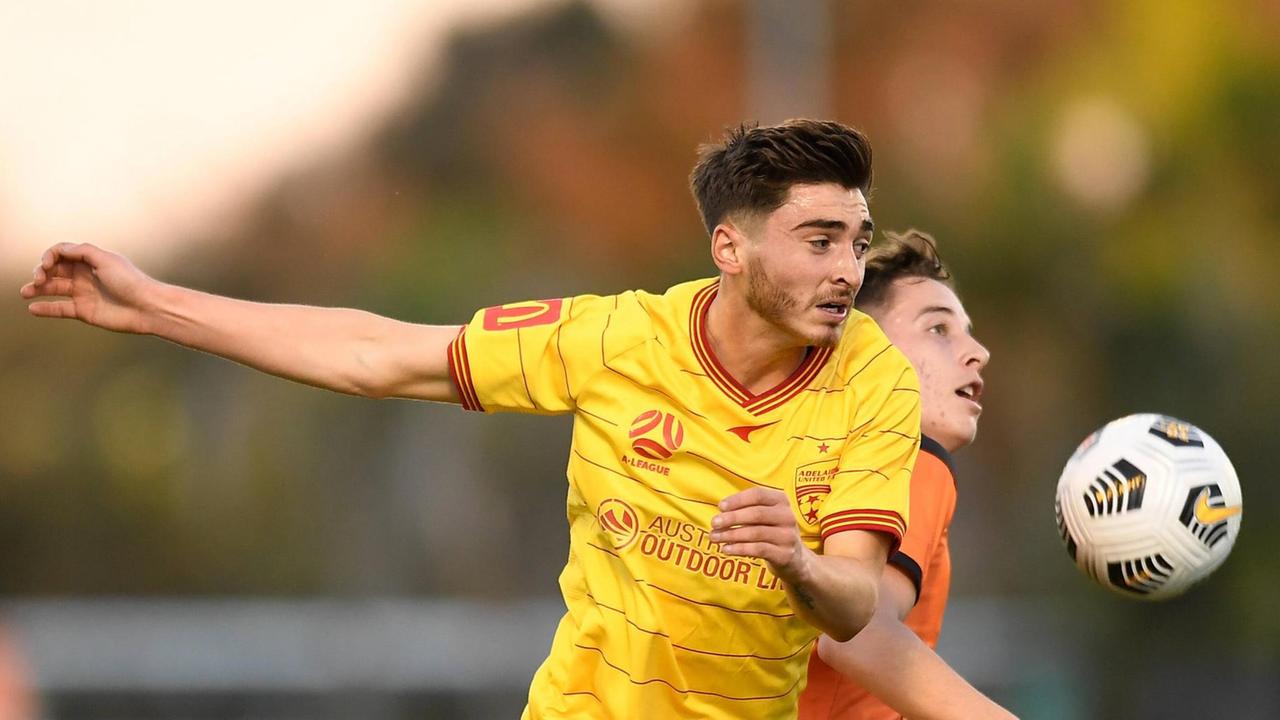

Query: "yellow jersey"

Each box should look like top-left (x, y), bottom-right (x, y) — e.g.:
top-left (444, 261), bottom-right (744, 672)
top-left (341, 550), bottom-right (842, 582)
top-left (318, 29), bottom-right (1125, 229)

top-left (448, 278), bottom-right (920, 719)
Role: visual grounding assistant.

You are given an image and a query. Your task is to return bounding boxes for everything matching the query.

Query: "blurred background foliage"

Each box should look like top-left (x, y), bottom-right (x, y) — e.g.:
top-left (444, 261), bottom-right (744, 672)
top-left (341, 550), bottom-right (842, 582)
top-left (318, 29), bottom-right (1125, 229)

top-left (1, 0), bottom-right (1278, 716)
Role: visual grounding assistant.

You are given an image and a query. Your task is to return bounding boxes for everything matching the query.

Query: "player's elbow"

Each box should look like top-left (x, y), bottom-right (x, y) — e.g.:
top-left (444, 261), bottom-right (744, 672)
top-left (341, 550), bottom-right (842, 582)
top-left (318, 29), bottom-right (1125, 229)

top-left (349, 340), bottom-right (455, 402)
top-left (839, 571), bottom-right (880, 638)
top-left (350, 378), bottom-right (391, 399)
top-left (829, 622), bottom-right (860, 638)
top-left (828, 582), bottom-right (878, 642)
top-left (350, 371), bottom-right (411, 400)
top-left (827, 611), bottom-right (872, 643)
top-left (352, 321), bottom-right (458, 401)
top-left (343, 346), bottom-right (398, 399)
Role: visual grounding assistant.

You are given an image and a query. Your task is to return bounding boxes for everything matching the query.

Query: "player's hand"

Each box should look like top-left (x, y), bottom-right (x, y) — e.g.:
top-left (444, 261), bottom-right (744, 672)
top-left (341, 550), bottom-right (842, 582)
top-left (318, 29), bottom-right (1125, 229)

top-left (19, 243), bottom-right (159, 334)
top-left (711, 487), bottom-right (813, 585)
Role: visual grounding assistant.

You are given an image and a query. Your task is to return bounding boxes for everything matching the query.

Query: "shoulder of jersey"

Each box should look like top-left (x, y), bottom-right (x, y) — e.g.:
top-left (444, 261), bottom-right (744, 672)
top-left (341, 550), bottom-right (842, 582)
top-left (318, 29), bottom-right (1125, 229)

top-left (831, 310), bottom-right (913, 377)
top-left (567, 278), bottom-right (713, 357)
top-left (618, 278), bottom-right (712, 337)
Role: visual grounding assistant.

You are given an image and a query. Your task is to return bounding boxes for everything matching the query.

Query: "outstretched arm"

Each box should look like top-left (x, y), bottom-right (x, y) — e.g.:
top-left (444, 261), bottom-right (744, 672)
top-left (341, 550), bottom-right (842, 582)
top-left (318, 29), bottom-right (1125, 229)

top-left (817, 567), bottom-right (1018, 719)
top-left (20, 243), bottom-right (461, 402)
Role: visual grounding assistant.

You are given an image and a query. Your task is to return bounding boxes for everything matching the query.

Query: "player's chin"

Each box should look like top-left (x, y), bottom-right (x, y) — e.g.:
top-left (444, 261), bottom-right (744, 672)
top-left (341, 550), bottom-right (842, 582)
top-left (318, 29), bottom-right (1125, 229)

top-left (802, 317), bottom-right (845, 347)
top-left (806, 329), bottom-right (842, 348)
top-left (942, 417), bottom-right (980, 451)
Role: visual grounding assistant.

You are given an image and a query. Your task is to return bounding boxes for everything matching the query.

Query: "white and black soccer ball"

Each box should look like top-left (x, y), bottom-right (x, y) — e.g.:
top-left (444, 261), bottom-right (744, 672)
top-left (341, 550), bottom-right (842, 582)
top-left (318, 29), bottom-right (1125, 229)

top-left (1054, 414), bottom-right (1243, 600)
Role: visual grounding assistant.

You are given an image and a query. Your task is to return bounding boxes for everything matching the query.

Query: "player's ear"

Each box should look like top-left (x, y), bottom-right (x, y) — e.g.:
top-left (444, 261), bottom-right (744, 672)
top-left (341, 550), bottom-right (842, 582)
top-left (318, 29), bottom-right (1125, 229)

top-left (710, 221), bottom-right (748, 276)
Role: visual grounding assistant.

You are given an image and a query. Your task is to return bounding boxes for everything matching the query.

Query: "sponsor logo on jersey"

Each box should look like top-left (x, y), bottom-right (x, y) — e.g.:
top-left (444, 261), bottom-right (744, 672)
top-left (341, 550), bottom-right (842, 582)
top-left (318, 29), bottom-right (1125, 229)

top-left (637, 515), bottom-right (783, 591)
top-left (620, 454), bottom-right (671, 476)
top-left (628, 410), bottom-right (685, 460)
top-left (1179, 484), bottom-right (1240, 548)
top-left (726, 420), bottom-right (778, 443)
top-left (481, 299), bottom-right (565, 331)
top-left (594, 505), bottom-right (787, 590)
top-left (597, 498), bottom-right (640, 550)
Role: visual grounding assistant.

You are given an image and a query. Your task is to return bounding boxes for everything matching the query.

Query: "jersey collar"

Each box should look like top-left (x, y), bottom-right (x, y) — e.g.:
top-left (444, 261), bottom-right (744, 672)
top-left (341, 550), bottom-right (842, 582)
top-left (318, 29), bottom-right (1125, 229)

top-left (919, 435), bottom-right (958, 480)
top-left (689, 281), bottom-right (833, 416)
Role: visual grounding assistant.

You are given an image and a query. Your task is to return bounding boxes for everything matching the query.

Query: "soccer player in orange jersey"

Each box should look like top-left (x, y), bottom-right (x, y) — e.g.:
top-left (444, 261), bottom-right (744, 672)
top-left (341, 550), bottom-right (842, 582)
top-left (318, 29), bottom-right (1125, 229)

top-left (798, 230), bottom-right (1016, 720)
top-left (21, 120), bottom-right (921, 719)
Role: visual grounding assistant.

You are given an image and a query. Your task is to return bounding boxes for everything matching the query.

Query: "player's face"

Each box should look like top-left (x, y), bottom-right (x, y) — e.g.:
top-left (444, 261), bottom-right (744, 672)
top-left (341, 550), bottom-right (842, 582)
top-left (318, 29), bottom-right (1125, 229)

top-left (871, 278), bottom-right (990, 451)
top-left (741, 183), bottom-right (873, 347)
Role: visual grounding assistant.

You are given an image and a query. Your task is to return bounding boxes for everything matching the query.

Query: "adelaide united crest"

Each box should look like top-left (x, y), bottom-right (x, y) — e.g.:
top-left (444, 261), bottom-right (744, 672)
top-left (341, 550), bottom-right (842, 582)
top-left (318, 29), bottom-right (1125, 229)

top-left (794, 459), bottom-right (837, 525)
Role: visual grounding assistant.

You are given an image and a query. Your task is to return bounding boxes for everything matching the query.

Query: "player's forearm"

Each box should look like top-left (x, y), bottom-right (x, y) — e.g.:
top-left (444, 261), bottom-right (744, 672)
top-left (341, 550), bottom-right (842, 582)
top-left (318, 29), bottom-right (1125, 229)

top-left (783, 553), bottom-right (878, 642)
top-left (817, 618), bottom-right (1017, 720)
top-left (143, 282), bottom-right (456, 399)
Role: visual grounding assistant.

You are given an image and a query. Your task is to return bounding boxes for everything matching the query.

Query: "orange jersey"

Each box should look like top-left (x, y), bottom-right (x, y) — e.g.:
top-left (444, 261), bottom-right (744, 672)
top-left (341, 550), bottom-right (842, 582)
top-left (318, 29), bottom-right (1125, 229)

top-left (448, 279), bottom-right (921, 719)
top-left (797, 437), bottom-right (957, 720)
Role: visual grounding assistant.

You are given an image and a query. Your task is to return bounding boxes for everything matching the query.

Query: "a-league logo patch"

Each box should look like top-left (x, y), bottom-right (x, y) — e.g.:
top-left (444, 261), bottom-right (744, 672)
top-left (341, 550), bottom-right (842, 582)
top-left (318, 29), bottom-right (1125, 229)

top-left (629, 410), bottom-right (685, 460)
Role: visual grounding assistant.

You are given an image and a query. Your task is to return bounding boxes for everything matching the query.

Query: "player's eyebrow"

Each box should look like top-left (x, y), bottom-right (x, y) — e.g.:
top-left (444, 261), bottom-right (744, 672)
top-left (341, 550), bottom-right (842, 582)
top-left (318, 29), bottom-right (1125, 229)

top-left (918, 305), bottom-right (974, 333)
top-left (791, 218), bottom-right (876, 233)
top-left (792, 218), bottom-right (846, 232)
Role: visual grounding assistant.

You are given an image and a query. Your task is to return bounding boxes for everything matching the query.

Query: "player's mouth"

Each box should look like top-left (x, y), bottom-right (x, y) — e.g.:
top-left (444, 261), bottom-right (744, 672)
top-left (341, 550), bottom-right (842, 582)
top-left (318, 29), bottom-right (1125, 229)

top-left (955, 378), bottom-right (984, 411)
top-left (815, 299), bottom-right (850, 321)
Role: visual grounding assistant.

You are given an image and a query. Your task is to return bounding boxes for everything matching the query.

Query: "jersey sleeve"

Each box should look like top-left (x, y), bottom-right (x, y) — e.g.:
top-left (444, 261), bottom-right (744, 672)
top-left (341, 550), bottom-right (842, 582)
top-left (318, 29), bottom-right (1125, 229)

top-left (887, 437), bottom-right (958, 602)
top-left (448, 294), bottom-right (615, 414)
top-left (818, 362), bottom-right (921, 553)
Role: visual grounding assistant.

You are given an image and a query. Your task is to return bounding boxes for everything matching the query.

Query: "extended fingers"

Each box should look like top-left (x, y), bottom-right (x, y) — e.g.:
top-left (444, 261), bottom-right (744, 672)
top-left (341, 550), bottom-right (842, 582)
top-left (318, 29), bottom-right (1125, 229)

top-left (34, 251), bottom-right (88, 286)
top-left (39, 245), bottom-right (65, 273)
top-left (39, 243), bottom-right (101, 277)
top-left (43, 242), bottom-right (90, 268)
top-left (720, 542), bottom-right (790, 565)
top-left (26, 299), bottom-right (79, 319)
top-left (718, 532), bottom-right (800, 568)
top-left (718, 486), bottom-right (788, 512)
top-left (712, 523), bottom-right (792, 547)
top-left (23, 255), bottom-right (81, 317)
top-left (712, 504), bottom-right (790, 531)
top-left (21, 277), bottom-right (74, 299)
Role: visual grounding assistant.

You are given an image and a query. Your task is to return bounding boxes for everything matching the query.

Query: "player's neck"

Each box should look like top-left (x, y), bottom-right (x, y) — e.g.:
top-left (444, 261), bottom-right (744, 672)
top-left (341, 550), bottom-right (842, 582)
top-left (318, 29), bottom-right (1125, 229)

top-left (704, 289), bottom-right (809, 396)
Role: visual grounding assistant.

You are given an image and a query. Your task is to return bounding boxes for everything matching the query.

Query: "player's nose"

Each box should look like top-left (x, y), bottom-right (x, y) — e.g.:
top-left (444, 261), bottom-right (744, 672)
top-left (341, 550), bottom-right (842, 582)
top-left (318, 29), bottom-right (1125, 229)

top-left (828, 241), bottom-right (860, 289)
top-left (962, 334), bottom-right (991, 370)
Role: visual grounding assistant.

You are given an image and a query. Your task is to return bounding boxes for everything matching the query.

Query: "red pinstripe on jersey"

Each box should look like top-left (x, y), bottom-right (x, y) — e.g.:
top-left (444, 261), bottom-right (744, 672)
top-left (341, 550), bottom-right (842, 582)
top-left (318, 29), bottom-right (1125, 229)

top-left (447, 326), bottom-right (483, 411)
top-left (819, 508), bottom-right (906, 549)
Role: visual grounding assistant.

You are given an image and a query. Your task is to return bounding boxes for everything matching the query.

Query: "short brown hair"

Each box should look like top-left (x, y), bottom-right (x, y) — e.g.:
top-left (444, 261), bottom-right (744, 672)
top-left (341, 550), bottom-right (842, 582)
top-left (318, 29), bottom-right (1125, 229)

top-left (857, 229), bottom-right (953, 310)
top-left (690, 119), bottom-right (874, 235)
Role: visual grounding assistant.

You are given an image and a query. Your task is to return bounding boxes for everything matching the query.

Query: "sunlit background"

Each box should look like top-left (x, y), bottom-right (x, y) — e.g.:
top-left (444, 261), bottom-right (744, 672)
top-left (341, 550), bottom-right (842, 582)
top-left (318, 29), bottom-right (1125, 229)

top-left (2, 0), bottom-right (1278, 718)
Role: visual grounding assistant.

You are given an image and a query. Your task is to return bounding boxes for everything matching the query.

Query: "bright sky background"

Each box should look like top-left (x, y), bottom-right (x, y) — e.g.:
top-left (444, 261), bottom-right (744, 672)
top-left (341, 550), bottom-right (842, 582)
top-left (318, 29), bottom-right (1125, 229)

top-left (0, 0), bottom-right (682, 275)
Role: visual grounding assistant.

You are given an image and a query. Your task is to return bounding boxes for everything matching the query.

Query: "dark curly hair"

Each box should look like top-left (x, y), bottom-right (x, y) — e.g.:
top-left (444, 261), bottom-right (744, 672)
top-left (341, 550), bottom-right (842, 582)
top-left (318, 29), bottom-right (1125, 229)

top-left (689, 119), bottom-right (874, 235)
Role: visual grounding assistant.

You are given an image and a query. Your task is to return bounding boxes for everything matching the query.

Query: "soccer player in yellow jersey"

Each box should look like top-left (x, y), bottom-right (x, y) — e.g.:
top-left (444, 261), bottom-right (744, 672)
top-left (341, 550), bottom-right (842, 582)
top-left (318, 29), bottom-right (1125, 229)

top-left (21, 120), bottom-right (921, 719)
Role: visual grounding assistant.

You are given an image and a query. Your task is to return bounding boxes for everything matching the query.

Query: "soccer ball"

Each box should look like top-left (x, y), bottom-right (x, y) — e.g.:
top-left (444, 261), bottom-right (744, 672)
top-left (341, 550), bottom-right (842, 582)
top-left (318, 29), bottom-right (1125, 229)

top-left (1054, 414), bottom-right (1243, 600)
